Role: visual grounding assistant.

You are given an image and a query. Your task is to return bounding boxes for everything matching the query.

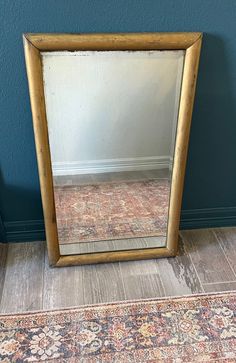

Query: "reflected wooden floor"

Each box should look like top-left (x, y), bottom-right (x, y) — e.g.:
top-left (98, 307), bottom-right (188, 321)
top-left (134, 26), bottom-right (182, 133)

top-left (53, 169), bottom-right (171, 187)
top-left (60, 236), bottom-right (166, 255)
top-left (1, 227), bottom-right (236, 313)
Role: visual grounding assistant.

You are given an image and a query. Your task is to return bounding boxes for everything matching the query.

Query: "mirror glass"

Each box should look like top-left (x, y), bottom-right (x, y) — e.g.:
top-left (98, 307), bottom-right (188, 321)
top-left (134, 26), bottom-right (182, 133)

top-left (42, 50), bottom-right (185, 255)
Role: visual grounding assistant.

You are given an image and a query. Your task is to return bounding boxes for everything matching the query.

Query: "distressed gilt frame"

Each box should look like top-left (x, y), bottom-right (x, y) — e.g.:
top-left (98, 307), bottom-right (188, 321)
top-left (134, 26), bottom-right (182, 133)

top-left (23, 33), bottom-right (202, 267)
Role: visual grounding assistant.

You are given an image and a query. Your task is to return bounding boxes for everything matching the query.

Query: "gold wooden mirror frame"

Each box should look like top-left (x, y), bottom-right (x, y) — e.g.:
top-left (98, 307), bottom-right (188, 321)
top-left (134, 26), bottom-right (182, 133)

top-left (23, 32), bottom-right (202, 267)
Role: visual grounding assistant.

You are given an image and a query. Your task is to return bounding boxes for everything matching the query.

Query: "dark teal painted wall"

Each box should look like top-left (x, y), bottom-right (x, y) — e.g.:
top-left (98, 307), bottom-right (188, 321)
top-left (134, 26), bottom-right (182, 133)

top-left (1, 1), bottom-right (236, 241)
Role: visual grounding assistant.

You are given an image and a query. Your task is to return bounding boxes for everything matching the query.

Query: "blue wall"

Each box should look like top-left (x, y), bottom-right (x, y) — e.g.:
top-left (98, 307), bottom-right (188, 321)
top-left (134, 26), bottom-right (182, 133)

top-left (1, 1), bottom-right (236, 241)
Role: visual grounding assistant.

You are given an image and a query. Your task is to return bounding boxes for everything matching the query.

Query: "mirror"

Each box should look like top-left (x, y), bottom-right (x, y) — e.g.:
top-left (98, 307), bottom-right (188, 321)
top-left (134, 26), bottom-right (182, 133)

top-left (43, 50), bottom-right (184, 255)
top-left (23, 33), bottom-right (202, 266)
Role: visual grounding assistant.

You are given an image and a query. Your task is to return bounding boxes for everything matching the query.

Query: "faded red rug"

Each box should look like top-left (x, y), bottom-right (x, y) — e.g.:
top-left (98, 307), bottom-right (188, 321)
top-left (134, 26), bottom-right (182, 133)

top-left (54, 179), bottom-right (170, 244)
top-left (0, 292), bottom-right (235, 362)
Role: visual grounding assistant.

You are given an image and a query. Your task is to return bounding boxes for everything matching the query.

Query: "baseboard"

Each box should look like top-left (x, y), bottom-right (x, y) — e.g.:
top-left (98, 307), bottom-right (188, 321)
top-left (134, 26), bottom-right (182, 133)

top-left (3, 207), bottom-right (236, 242)
top-left (180, 207), bottom-right (236, 229)
top-left (0, 214), bottom-right (6, 243)
top-left (52, 156), bottom-right (170, 176)
top-left (4, 220), bottom-right (45, 242)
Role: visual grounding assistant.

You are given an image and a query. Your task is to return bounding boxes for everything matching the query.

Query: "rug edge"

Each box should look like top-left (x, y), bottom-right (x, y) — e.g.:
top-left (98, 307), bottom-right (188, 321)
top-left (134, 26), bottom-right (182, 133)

top-left (1, 290), bottom-right (235, 318)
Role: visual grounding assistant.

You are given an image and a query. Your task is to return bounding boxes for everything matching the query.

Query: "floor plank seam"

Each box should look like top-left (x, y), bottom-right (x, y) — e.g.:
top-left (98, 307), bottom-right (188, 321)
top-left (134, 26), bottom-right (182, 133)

top-left (182, 237), bottom-right (204, 293)
top-left (158, 269), bottom-right (167, 297)
top-left (213, 230), bottom-right (236, 279)
top-left (118, 262), bottom-right (129, 301)
top-left (203, 280), bottom-right (236, 285)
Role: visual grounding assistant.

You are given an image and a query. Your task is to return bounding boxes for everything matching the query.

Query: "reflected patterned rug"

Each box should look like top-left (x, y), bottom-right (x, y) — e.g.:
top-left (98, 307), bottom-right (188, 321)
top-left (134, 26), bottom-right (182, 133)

top-left (54, 179), bottom-right (170, 244)
top-left (0, 292), bottom-right (236, 362)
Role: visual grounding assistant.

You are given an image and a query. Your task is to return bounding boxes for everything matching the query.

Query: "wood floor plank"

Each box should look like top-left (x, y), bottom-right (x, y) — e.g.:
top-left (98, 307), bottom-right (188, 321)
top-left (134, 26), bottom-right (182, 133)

top-left (119, 259), bottom-right (165, 300)
top-left (203, 281), bottom-right (236, 293)
top-left (81, 262), bottom-right (126, 305)
top-left (143, 168), bottom-right (170, 179)
top-left (157, 237), bottom-right (203, 296)
top-left (53, 174), bottom-right (94, 186)
top-left (0, 242), bottom-right (45, 313)
top-left (44, 250), bottom-right (125, 308)
top-left (214, 227), bottom-right (236, 276)
top-left (43, 253), bottom-right (84, 310)
top-left (0, 243), bottom-right (8, 304)
top-left (182, 229), bottom-right (235, 284)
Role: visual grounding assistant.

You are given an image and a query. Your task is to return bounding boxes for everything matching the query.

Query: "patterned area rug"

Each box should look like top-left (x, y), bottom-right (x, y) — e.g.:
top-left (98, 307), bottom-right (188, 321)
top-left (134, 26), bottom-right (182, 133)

top-left (0, 292), bottom-right (235, 362)
top-left (54, 179), bottom-right (170, 244)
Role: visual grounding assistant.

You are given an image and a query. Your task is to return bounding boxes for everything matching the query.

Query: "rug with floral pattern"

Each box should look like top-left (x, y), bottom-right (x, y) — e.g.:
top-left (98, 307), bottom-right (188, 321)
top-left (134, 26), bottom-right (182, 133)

top-left (0, 292), bottom-right (236, 362)
top-left (54, 179), bottom-right (170, 244)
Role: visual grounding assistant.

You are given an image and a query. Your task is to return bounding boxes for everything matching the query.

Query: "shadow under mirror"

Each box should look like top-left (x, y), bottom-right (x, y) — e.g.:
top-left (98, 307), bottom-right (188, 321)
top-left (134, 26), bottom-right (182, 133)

top-left (42, 50), bottom-right (185, 255)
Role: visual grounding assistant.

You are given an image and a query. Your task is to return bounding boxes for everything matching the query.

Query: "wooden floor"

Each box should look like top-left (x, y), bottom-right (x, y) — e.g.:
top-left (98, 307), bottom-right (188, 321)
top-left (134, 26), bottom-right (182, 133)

top-left (0, 227), bottom-right (236, 314)
top-left (53, 169), bottom-right (171, 186)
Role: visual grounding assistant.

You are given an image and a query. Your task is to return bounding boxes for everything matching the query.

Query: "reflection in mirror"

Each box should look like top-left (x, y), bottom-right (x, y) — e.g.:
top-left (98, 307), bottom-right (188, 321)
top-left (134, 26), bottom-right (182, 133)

top-left (42, 50), bottom-right (184, 255)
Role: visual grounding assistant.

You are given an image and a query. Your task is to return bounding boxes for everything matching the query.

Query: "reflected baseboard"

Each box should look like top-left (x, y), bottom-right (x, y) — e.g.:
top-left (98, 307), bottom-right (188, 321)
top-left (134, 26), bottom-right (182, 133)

top-left (52, 156), bottom-right (171, 176)
top-left (3, 207), bottom-right (236, 242)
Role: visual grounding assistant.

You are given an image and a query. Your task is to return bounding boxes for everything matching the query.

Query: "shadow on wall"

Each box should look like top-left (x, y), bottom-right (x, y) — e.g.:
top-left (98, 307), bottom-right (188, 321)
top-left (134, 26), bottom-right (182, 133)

top-left (181, 34), bottom-right (236, 226)
top-left (0, 169), bottom-right (45, 242)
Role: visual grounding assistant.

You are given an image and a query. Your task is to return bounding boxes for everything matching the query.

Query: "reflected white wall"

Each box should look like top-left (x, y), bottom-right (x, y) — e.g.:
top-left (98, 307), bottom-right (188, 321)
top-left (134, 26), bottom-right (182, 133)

top-left (42, 50), bottom-right (184, 175)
